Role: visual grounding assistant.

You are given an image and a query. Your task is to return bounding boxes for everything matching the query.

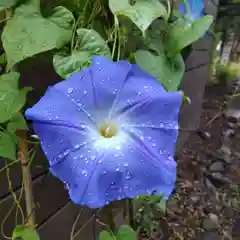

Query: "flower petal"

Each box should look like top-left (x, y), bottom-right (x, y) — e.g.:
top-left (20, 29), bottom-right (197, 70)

top-left (32, 122), bottom-right (92, 166)
top-left (49, 132), bottom-right (176, 208)
top-left (25, 69), bottom-right (96, 126)
top-left (89, 56), bottom-right (131, 120)
top-left (179, 0), bottom-right (204, 21)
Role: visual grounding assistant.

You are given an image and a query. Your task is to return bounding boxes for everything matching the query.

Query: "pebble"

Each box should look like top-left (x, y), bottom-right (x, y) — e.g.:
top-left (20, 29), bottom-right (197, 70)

top-left (220, 145), bottom-right (231, 156)
top-left (223, 129), bottom-right (235, 138)
top-left (190, 195), bottom-right (200, 204)
top-left (209, 161), bottom-right (225, 172)
top-left (204, 178), bottom-right (216, 195)
top-left (227, 116), bottom-right (238, 124)
top-left (202, 213), bottom-right (219, 231)
top-left (227, 121), bottom-right (236, 129)
top-left (211, 172), bottom-right (232, 184)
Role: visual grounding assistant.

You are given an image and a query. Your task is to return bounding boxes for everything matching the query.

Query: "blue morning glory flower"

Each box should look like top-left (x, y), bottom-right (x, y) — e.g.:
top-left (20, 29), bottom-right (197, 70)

top-left (25, 56), bottom-right (182, 208)
top-left (179, 0), bottom-right (205, 21)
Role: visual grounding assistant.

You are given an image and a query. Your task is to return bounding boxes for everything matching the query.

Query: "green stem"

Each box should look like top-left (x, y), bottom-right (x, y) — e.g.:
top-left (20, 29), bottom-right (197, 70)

top-left (5, 8), bottom-right (36, 228)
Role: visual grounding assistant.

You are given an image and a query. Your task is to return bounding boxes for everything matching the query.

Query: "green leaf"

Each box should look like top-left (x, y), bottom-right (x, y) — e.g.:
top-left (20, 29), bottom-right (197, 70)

top-left (134, 50), bottom-right (185, 91)
top-left (0, 131), bottom-right (17, 161)
top-left (117, 225), bottom-right (136, 240)
top-left (0, 72), bottom-right (32, 123)
top-left (109, 0), bottom-right (167, 34)
top-left (0, 0), bottom-right (19, 8)
top-left (157, 199), bottom-right (167, 213)
top-left (7, 112), bottom-right (28, 133)
top-left (99, 231), bottom-right (116, 240)
top-left (2, 1), bottom-right (74, 69)
top-left (12, 225), bottom-right (40, 240)
top-left (165, 15), bottom-right (213, 57)
top-left (0, 53), bottom-right (6, 64)
top-left (53, 28), bottom-right (111, 79)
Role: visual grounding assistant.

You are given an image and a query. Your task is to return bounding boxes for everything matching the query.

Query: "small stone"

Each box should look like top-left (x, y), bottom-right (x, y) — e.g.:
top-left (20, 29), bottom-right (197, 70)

top-left (222, 154), bottom-right (232, 164)
top-left (211, 172), bottom-right (232, 184)
top-left (233, 151), bottom-right (240, 160)
top-left (227, 121), bottom-right (236, 129)
top-left (197, 131), bottom-right (211, 140)
top-left (223, 129), bottom-right (235, 138)
top-left (202, 213), bottom-right (219, 231)
top-left (220, 145), bottom-right (231, 156)
top-left (199, 232), bottom-right (221, 240)
top-left (209, 162), bottom-right (225, 172)
top-left (204, 178), bottom-right (216, 195)
top-left (227, 116), bottom-right (238, 124)
top-left (190, 195), bottom-right (200, 203)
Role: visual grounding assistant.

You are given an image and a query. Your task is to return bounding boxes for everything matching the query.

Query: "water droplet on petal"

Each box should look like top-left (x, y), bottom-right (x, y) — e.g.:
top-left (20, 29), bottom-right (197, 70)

top-left (125, 171), bottom-right (132, 180)
top-left (81, 123), bottom-right (86, 128)
top-left (152, 143), bottom-right (156, 147)
top-left (68, 87), bottom-right (73, 94)
top-left (116, 167), bottom-right (120, 172)
top-left (124, 163), bottom-right (129, 167)
top-left (81, 169), bottom-right (88, 176)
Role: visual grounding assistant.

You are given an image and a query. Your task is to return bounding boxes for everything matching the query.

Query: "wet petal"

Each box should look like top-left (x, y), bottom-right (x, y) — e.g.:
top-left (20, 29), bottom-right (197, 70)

top-left (89, 56), bottom-right (131, 120)
top-left (32, 123), bottom-right (94, 166)
top-left (179, 0), bottom-right (204, 21)
top-left (25, 71), bottom-right (96, 126)
top-left (50, 131), bottom-right (176, 208)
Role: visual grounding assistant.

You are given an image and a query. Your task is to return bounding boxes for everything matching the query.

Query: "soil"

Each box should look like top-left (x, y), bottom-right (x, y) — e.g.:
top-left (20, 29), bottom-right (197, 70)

top-left (155, 83), bottom-right (240, 240)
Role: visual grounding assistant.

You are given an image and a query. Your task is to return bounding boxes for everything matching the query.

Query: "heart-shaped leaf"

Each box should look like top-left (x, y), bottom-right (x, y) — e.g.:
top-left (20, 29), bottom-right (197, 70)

top-left (0, 131), bottom-right (17, 161)
top-left (2, 0), bottom-right (74, 69)
top-left (0, 0), bottom-right (19, 8)
top-left (0, 72), bottom-right (32, 123)
top-left (134, 50), bottom-right (185, 91)
top-left (53, 28), bottom-right (111, 78)
top-left (117, 225), bottom-right (136, 240)
top-left (108, 0), bottom-right (167, 34)
top-left (99, 230), bottom-right (116, 240)
top-left (12, 225), bottom-right (40, 240)
top-left (165, 15), bottom-right (213, 57)
top-left (7, 112), bottom-right (28, 133)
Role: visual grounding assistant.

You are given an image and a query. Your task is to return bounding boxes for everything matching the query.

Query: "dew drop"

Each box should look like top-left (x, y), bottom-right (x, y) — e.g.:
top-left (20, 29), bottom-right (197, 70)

top-left (68, 87), bottom-right (73, 94)
top-left (74, 144), bottom-right (80, 149)
top-left (152, 143), bottom-right (156, 147)
top-left (81, 169), bottom-right (88, 176)
top-left (116, 167), bottom-right (120, 172)
top-left (124, 163), bottom-right (129, 167)
top-left (125, 171), bottom-right (132, 180)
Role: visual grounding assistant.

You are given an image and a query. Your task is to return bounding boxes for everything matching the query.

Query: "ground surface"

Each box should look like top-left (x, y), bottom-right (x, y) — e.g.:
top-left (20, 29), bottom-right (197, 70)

top-left (155, 83), bottom-right (240, 240)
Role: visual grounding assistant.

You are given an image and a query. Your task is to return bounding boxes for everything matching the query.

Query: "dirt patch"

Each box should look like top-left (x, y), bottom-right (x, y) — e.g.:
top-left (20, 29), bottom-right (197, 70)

top-left (162, 83), bottom-right (240, 240)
